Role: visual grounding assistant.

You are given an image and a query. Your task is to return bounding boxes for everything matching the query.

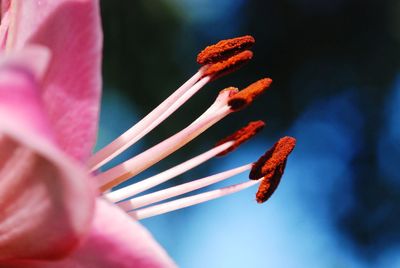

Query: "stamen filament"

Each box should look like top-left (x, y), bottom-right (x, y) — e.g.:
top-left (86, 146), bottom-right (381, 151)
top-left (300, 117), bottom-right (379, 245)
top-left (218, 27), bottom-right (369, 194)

top-left (130, 179), bottom-right (261, 220)
top-left (95, 104), bottom-right (232, 192)
top-left (88, 71), bottom-right (208, 171)
top-left (190, 87), bottom-right (238, 124)
top-left (105, 141), bottom-right (234, 203)
top-left (118, 163), bottom-right (252, 211)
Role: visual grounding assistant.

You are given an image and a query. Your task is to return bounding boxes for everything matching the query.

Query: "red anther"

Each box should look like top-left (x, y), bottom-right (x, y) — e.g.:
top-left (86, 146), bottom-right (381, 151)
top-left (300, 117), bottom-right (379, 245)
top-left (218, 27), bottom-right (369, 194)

top-left (250, 136), bottom-right (296, 203)
top-left (197, 35), bottom-right (255, 65)
top-left (203, 50), bottom-right (253, 80)
top-left (215, 121), bottom-right (266, 156)
top-left (228, 78), bottom-right (272, 111)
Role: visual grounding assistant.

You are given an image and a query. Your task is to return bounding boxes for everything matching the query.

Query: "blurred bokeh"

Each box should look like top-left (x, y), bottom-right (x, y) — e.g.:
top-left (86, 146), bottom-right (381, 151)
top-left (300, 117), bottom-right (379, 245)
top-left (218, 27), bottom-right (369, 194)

top-left (98, 1), bottom-right (400, 267)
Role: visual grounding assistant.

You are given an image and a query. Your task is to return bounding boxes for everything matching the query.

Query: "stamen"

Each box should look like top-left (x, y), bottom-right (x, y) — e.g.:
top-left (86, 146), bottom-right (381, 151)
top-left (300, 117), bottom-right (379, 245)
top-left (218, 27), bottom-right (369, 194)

top-left (88, 71), bottom-right (208, 171)
top-left (255, 172), bottom-right (283, 204)
top-left (191, 87), bottom-right (238, 124)
top-left (130, 179), bottom-right (261, 220)
top-left (197, 35), bottom-right (255, 65)
top-left (95, 89), bottom-right (239, 192)
top-left (215, 120), bottom-right (265, 156)
top-left (228, 78), bottom-right (272, 111)
top-left (106, 119), bottom-right (264, 202)
top-left (249, 136), bottom-right (296, 203)
top-left (105, 141), bottom-right (234, 203)
top-left (203, 50), bottom-right (253, 80)
top-left (89, 40), bottom-right (256, 171)
top-left (118, 164), bottom-right (253, 211)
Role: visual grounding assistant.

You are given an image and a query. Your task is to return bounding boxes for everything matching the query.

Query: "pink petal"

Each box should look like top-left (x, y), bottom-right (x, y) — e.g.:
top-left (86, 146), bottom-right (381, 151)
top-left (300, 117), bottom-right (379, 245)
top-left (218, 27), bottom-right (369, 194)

top-left (0, 0), bottom-right (11, 49)
top-left (0, 45), bottom-right (51, 86)
top-left (3, 199), bottom-right (177, 268)
top-left (11, 0), bottom-right (102, 161)
top-left (0, 53), bottom-right (95, 261)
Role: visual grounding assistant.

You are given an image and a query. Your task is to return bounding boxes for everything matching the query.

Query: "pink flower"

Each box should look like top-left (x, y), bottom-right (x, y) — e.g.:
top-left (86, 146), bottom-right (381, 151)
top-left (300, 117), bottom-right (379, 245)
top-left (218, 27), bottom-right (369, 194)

top-left (0, 1), bottom-right (295, 267)
top-left (0, 1), bottom-right (174, 267)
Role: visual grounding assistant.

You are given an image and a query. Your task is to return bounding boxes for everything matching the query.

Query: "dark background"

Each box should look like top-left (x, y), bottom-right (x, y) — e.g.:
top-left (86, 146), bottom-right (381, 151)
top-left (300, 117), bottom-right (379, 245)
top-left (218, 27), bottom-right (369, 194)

top-left (98, 1), bottom-right (400, 267)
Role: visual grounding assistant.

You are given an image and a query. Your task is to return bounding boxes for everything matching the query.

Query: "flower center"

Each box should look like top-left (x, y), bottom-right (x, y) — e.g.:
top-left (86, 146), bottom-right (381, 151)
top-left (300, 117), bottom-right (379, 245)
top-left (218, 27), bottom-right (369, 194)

top-left (89, 35), bottom-right (296, 219)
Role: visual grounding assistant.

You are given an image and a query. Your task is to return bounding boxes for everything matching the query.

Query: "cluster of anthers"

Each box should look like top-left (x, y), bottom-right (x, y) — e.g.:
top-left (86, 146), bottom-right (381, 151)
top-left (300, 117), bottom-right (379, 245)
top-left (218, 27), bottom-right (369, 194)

top-left (88, 35), bottom-right (296, 220)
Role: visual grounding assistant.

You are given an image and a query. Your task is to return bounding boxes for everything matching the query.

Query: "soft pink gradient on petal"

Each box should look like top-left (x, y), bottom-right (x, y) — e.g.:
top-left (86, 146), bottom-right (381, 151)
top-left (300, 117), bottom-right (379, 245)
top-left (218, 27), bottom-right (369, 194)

top-left (11, 0), bottom-right (102, 161)
top-left (0, 0), bottom-right (10, 49)
top-left (3, 199), bottom-right (177, 268)
top-left (0, 46), bottom-right (52, 143)
top-left (0, 45), bottom-right (51, 86)
top-left (0, 58), bottom-right (94, 261)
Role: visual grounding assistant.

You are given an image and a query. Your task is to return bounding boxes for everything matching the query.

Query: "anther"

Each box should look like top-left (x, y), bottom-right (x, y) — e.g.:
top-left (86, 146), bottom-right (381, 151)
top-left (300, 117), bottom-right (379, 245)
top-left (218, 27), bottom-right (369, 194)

top-left (203, 50), bottom-right (253, 80)
top-left (228, 78), bottom-right (272, 111)
top-left (215, 120), bottom-right (266, 156)
top-left (250, 136), bottom-right (296, 203)
top-left (197, 35), bottom-right (256, 65)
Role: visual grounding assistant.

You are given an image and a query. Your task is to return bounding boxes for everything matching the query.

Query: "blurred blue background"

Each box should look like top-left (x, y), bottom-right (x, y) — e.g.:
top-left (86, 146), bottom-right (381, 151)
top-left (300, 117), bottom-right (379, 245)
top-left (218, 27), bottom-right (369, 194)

top-left (98, 1), bottom-right (400, 267)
